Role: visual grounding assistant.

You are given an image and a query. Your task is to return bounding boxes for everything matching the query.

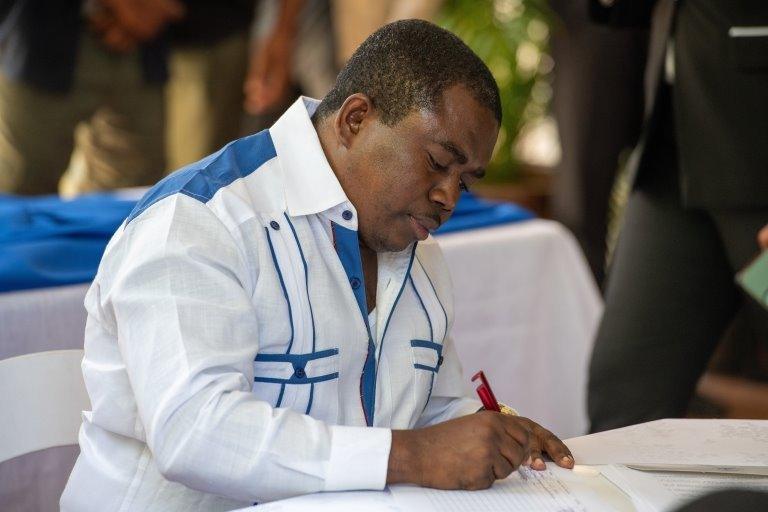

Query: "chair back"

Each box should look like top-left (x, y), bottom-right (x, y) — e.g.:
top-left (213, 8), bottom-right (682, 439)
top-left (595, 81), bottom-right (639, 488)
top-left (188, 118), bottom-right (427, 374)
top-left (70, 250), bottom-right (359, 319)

top-left (0, 349), bottom-right (89, 463)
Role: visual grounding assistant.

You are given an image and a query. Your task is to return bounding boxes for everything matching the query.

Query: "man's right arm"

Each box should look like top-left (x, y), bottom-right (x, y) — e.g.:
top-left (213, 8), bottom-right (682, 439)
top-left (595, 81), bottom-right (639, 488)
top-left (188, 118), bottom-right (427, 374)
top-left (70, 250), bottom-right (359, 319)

top-left (101, 195), bottom-right (390, 502)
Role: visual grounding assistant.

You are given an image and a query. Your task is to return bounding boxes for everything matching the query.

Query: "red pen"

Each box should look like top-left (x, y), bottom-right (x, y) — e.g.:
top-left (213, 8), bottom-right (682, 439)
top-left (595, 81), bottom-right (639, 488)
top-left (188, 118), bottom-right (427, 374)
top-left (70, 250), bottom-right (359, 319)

top-left (472, 370), bottom-right (501, 412)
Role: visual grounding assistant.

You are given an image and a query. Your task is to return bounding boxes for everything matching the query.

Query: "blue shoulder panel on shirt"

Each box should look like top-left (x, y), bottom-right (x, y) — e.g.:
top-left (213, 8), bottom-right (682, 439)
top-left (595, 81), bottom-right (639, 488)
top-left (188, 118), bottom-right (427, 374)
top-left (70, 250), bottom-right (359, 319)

top-left (125, 130), bottom-right (277, 224)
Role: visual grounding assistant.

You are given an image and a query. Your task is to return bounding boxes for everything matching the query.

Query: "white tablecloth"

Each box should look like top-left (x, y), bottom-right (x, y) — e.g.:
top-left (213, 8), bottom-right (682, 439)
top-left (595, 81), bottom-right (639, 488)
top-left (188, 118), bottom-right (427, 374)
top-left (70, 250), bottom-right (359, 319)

top-left (0, 219), bottom-right (601, 509)
top-left (440, 220), bottom-right (602, 439)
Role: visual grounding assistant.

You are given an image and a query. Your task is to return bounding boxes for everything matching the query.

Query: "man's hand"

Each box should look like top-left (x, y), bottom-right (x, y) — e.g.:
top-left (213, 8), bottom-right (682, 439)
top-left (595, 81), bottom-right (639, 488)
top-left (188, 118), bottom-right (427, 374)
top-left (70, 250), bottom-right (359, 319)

top-left (512, 416), bottom-right (575, 471)
top-left (758, 224), bottom-right (768, 250)
top-left (387, 412), bottom-right (574, 490)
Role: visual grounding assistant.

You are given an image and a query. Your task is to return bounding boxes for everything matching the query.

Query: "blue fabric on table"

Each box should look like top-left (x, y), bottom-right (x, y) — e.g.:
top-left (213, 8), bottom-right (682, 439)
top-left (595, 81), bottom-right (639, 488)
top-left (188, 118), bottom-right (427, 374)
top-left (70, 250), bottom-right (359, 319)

top-left (0, 194), bottom-right (136, 292)
top-left (436, 191), bottom-right (534, 234)
top-left (0, 191), bottom-right (533, 293)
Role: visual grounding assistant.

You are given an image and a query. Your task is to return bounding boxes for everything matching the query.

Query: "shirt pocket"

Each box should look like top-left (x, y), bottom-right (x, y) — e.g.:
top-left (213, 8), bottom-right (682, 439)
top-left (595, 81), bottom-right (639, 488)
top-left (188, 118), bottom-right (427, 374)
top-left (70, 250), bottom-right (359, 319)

top-left (410, 340), bottom-right (444, 413)
top-left (251, 348), bottom-right (340, 415)
top-left (729, 26), bottom-right (768, 71)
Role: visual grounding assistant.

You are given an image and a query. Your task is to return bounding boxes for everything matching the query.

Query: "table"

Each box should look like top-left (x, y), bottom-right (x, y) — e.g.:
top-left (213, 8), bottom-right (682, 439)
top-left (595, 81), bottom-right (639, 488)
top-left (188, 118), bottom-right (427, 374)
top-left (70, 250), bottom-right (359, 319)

top-left (0, 219), bottom-right (602, 508)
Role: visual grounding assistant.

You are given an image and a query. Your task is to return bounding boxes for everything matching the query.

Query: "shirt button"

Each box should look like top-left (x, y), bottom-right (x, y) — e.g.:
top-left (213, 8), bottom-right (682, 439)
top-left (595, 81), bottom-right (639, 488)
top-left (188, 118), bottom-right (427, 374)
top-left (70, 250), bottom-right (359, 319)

top-left (438, 356), bottom-right (444, 367)
top-left (295, 367), bottom-right (306, 379)
top-left (350, 277), bottom-right (361, 289)
top-left (269, 220), bottom-right (280, 230)
top-left (342, 210), bottom-right (353, 221)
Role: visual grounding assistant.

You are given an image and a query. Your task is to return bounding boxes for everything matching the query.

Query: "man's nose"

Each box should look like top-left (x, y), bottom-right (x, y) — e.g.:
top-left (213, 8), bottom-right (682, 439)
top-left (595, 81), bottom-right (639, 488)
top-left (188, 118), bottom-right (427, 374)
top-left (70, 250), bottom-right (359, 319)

top-left (429, 175), bottom-right (460, 213)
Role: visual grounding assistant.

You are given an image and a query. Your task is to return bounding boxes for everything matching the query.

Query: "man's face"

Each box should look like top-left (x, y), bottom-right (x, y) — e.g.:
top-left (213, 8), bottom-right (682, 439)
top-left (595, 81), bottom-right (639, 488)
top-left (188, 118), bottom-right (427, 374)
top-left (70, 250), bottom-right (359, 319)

top-left (342, 85), bottom-right (499, 253)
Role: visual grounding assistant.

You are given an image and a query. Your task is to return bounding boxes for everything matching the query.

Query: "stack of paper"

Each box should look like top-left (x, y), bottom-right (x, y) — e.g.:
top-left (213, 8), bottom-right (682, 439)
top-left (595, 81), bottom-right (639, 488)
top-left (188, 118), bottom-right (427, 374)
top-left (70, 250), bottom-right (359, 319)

top-left (566, 419), bottom-right (768, 511)
top-left (565, 419), bottom-right (768, 475)
top-left (601, 465), bottom-right (768, 512)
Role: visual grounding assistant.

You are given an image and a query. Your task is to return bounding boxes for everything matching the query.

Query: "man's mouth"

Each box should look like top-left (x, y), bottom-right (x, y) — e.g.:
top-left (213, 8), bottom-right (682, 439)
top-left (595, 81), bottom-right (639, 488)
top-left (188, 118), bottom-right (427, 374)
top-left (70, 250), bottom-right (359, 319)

top-left (408, 215), bottom-right (440, 241)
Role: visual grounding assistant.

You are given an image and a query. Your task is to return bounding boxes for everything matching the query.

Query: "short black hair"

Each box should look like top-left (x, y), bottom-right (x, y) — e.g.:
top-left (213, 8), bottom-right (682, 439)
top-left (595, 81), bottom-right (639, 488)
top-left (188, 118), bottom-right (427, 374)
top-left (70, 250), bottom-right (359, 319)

top-left (313, 19), bottom-right (501, 126)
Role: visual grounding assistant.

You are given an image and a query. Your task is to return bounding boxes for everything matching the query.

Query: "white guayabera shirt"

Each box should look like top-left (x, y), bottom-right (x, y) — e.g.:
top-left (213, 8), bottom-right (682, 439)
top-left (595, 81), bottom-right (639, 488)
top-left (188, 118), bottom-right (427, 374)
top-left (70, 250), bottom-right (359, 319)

top-left (60, 97), bottom-right (482, 511)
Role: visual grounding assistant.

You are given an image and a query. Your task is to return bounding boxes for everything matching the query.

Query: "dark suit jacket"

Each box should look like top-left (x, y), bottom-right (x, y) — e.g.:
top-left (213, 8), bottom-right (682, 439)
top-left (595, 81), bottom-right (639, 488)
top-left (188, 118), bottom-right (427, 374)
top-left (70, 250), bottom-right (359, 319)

top-left (0, 0), bottom-right (167, 93)
top-left (592, 0), bottom-right (768, 209)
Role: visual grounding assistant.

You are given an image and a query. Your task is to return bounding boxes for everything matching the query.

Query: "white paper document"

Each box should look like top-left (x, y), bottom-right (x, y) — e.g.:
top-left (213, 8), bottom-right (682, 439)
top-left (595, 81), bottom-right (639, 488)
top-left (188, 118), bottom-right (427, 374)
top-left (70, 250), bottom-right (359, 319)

top-left (565, 419), bottom-right (768, 475)
top-left (601, 464), bottom-right (768, 512)
top-left (389, 465), bottom-right (633, 512)
top-left (234, 490), bottom-right (400, 512)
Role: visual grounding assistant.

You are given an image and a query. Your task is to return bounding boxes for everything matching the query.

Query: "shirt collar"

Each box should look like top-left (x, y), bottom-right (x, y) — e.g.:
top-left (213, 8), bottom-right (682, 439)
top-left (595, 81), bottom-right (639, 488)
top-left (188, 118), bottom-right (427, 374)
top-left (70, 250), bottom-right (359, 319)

top-left (269, 97), bottom-right (350, 217)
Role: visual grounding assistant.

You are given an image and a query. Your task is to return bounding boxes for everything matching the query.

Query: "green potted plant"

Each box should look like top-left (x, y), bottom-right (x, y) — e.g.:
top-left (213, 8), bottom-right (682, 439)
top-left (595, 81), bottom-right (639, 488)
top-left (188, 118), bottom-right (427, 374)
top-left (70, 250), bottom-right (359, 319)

top-left (438, 0), bottom-right (554, 183)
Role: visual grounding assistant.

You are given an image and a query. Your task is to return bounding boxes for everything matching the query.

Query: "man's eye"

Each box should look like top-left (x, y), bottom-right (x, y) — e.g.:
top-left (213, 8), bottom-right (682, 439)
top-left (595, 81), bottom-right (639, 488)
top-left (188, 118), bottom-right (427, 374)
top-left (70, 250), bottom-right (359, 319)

top-left (459, 179), bottom-right (469, 192)
top-left (429, 154), bottom-right (448, 171)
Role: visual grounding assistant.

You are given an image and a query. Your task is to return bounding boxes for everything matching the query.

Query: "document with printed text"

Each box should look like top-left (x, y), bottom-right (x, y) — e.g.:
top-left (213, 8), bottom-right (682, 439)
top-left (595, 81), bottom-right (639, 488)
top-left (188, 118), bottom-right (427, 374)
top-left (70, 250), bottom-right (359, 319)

top-left (389, 465), bottom-right (633, 512)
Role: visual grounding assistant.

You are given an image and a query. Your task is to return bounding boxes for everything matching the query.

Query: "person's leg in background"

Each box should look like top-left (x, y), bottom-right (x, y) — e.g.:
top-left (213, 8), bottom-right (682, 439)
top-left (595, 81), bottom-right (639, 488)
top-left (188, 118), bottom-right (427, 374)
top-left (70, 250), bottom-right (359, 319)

top-left (165, 31), bottom-right (249, 171)
top-left (673, 490), bottom-right (768, 512)
top-left (587, 92), bottom-right (743, 432)
top-left (60, 33), bottom-right (166, 196)
top-left (549, 0), bottom-right (647, 287)
top-left (0, 70), bottom-right (96, 195)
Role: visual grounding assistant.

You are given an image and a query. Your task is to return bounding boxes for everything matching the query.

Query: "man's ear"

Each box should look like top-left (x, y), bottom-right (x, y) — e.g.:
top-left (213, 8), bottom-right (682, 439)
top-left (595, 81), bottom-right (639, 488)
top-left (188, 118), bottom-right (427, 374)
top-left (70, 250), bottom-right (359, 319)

top-left (334, 93), bottom-right (374, 149)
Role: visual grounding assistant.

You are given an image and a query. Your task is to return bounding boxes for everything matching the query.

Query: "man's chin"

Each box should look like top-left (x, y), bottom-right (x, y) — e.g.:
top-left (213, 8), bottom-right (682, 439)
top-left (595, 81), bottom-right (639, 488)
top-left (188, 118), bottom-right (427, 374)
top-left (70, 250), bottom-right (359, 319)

top-left (382, 234), bottom-right (417, 253)
top-left (366, 235), bottom-right (410, 254)
top-left (360, 228), bottom-right (414, 254)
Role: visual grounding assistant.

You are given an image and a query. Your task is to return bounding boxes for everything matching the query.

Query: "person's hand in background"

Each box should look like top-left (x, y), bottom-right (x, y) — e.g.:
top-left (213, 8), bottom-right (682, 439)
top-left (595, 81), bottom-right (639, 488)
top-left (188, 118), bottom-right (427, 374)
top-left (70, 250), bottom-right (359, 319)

top-left (243, 0), bottom-right (305, 115)
top-left (87, 0), bottom-right (185, 53)
top-left (758, 224), bottom-right (768, 250)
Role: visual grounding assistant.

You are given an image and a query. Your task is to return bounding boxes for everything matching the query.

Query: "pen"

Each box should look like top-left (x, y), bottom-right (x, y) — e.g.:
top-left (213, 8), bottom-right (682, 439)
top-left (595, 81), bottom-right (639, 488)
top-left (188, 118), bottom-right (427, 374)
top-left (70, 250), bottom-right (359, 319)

top-left (472, 370), bottom-right (501, 412)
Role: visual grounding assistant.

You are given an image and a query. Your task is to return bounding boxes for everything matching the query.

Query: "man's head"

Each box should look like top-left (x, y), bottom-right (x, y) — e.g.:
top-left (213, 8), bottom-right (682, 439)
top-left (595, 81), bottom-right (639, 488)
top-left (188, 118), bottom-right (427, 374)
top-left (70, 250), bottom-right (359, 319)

top-left (314, 19), bottom-right (501, 253)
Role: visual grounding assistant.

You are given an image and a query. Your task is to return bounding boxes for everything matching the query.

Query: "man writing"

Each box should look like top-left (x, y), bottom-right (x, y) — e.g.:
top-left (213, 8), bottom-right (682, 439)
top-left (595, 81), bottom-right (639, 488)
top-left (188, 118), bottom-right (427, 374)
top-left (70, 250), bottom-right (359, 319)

top-left (61, 20), bottom-right (573, 511)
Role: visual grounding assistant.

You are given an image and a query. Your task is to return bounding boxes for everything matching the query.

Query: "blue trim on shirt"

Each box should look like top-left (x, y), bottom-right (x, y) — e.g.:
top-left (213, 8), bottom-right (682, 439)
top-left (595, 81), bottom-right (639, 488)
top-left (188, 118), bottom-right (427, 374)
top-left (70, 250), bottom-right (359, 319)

top-left (377, 245), bottom-right (417, 376)
top-left (254, 372), bottom-right (339, 385)
top-left (410, 279), bottom-right (438, 411)
top-left (410, 339), bottom-right (443, 353)
top-left (409, 276), bottom-right (433, 342)
top-left (255, 348), bottom-right (338, 364)
top-left (331, 222), bottom-right (369, 322)
top-left (330, 221), bottom-right (376, 426)
top-left (416, 256), bottom-right (449, 343)
top-left (306, 383), bottom-right (315, 414)
top-left (284, 214), bottom-right (316, 353)
top-left (126, 130), bottom-right (277, 224)
top-left (264, 227), bottom-right (295, 355)
top-left (411, 339), bottom-right (444, 374)
top-left (254, 349), bottom-right (339, 385)
top-left (411, 339), bottom-right (443, 414)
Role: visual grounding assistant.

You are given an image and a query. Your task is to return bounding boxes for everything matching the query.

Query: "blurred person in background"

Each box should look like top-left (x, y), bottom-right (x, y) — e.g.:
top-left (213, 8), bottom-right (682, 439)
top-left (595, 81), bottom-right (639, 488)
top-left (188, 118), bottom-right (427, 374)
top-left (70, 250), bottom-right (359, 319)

top-left (242, 0), bottom-right (337, 127)
top-left (587, 0), bottom-right (768, 433)
top-left (549, 0), bottom-right (648, 287)
top-left (0, 0), bottom-right (183, 196)
top-left (165, 0), bottom-right (257, 170)
top-left (243, 0), bottom-right (442, 125)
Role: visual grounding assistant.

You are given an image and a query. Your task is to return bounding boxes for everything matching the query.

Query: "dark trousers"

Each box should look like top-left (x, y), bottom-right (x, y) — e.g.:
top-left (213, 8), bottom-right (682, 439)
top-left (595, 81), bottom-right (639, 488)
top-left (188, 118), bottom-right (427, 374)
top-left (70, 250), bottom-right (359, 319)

top-left (674, 490), bottom-right (768, 512)
top-left (549, 0), bottom-right (647, 286)
top-left (588, 89), bottom-right (768, 432)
